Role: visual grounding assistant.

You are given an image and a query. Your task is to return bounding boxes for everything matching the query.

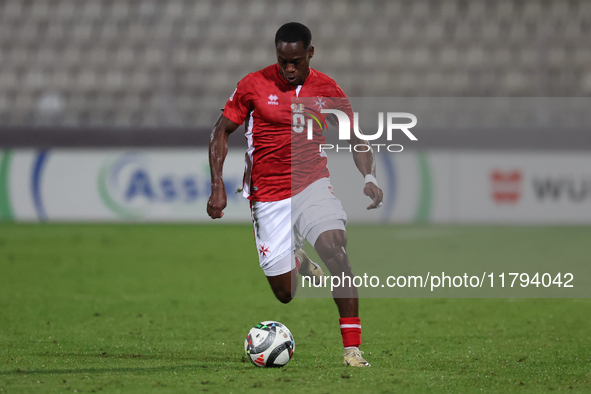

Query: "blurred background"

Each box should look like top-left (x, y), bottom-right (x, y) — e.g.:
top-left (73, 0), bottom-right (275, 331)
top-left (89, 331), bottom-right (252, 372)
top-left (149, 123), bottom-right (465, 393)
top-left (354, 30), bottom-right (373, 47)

top-left (1, 0), bottom-right (590, 127)
top-left (2, 5), bottom-right (591, 390)
top-left (0, 0), bottom-right (590, 223)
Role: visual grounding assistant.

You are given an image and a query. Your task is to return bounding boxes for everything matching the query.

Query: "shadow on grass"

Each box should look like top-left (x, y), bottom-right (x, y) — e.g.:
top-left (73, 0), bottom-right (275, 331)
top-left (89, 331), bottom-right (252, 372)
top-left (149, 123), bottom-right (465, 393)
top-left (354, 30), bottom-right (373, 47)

top-left (0, 353), bottom-right (246, 375)
top-left (0, 364), bottom-right (230, 376)
top-left (35, 352), bottom-right (207, 361)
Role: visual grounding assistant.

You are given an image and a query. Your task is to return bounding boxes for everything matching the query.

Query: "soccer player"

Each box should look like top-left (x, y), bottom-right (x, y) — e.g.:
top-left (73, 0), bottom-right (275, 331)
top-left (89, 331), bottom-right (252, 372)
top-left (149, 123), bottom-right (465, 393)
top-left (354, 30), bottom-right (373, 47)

top-left (207, 22), bottom-right (383, 367)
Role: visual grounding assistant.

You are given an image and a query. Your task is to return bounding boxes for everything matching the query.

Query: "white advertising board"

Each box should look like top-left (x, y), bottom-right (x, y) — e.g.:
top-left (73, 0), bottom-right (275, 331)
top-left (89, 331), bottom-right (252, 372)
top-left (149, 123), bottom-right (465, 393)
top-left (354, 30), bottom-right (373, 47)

top-left (456, 152), bottom-right (591, 224)
top-left (320, 150), bottom-right (591, 224)
top-left (0, 148), bottom-right (590, 224)
top-left (0, 149), bottom-right (251, 222)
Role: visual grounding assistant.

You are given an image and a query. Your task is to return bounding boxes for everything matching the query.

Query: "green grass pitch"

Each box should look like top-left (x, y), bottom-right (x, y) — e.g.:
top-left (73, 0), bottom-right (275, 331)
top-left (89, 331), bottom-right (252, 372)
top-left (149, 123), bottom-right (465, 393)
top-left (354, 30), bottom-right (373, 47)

top-left (1, 223), bottom-right (590, 393)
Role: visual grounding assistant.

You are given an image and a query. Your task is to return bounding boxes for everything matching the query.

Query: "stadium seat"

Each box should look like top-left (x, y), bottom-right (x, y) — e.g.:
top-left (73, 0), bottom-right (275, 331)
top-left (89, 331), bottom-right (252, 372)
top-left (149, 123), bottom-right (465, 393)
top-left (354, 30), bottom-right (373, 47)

top-left (0, 0), bottom-right (589, 127)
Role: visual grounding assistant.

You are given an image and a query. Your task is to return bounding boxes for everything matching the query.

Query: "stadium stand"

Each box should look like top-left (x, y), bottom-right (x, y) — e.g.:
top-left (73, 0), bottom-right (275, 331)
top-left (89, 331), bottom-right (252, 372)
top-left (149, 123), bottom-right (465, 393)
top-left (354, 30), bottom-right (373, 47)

top-left (0, 0), bottom-right (590, 128)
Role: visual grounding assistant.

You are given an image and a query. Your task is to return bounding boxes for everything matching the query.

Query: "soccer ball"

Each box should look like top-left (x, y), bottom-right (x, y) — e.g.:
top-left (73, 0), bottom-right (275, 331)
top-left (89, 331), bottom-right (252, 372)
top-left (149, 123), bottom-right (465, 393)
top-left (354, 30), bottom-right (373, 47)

top-left (244, 321), bottom-right (294, 368)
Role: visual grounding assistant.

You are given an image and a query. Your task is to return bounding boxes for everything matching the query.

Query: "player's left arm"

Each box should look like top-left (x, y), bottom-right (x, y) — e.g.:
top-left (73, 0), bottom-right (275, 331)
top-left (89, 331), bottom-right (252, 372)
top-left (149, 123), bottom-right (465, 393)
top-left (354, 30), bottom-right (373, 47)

top-left (349, 131), bottom-right (384, 210)
top-left (331, 85), bottom-right (383, 209)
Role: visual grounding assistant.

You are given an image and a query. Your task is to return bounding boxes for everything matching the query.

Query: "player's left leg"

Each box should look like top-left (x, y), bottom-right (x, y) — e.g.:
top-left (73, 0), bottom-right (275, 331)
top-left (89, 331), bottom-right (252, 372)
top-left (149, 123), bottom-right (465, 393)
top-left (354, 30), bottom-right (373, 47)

top-left (312, 227), bottom-right (371, 367)
top-left (313, 229), bottom-right (357, 315)
top-left (292, 177), bottom-right (370, 366)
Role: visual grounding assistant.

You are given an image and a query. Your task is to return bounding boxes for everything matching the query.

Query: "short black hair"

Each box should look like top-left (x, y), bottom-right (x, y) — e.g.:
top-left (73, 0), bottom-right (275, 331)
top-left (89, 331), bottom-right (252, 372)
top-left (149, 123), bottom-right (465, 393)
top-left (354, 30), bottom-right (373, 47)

top-left (275, 22), bottom-right (312, 49)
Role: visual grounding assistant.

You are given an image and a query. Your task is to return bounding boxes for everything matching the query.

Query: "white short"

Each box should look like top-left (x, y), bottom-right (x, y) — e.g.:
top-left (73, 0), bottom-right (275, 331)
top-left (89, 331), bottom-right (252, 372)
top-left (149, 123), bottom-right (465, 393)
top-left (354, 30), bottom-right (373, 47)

top-left (250, 177), bottom-right (348, 276)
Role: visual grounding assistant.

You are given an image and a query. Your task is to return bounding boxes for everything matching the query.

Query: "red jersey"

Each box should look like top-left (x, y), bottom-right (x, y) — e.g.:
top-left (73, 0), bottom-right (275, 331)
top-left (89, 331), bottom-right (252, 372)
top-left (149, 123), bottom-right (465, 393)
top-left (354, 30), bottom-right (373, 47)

top-left (223, 64), bottom-right (351, 202)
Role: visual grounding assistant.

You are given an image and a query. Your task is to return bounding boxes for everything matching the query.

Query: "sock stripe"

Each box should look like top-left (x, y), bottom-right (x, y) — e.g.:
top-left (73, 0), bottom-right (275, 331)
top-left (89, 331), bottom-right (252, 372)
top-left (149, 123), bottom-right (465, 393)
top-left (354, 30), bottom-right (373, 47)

top-left (340, 324), bottom-right (362, 329)
top-left (339, 317), bottom-right (362, 348)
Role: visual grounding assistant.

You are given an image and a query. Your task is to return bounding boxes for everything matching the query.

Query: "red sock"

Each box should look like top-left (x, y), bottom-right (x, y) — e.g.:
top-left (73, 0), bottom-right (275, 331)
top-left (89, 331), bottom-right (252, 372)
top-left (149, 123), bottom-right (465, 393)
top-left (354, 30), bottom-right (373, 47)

top-left (294, 255), bottom-right (301, 273)
top-left (339, 317), bottom-right (361, 348)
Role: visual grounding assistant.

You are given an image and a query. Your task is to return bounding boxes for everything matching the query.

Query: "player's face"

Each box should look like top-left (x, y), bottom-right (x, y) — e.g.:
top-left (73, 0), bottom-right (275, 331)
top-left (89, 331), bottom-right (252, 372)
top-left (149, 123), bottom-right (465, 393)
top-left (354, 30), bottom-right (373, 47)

top-left (276, 41), bottom-right (314, 87)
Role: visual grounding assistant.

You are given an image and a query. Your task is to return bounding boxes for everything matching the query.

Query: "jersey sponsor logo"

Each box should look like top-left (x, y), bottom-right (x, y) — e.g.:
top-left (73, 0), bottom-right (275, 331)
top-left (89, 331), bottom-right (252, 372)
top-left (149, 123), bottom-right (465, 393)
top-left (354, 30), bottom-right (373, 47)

top-left (268, 94), bottom-right (279, 105)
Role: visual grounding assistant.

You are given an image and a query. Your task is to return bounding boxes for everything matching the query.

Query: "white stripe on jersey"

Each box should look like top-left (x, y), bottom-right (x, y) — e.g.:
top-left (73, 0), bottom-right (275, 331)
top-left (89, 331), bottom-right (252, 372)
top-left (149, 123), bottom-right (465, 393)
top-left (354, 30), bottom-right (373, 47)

top-left (243, 110), bottom-right (255, 199)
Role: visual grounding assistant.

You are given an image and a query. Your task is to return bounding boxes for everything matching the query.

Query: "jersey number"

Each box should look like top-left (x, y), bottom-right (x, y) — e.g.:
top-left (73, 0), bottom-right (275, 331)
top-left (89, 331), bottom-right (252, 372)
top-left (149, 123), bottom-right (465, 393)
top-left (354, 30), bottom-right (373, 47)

top-left (292, 113), bottom-right (305, 133)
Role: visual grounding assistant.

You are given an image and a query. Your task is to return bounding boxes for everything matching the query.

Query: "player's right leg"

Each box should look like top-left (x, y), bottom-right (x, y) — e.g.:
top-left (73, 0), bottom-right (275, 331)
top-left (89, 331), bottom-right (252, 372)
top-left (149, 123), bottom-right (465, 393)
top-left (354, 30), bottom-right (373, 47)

top-left (264, 248), bottom-right (324, 303)
top-left (265, 266), bottom-right (297, 304)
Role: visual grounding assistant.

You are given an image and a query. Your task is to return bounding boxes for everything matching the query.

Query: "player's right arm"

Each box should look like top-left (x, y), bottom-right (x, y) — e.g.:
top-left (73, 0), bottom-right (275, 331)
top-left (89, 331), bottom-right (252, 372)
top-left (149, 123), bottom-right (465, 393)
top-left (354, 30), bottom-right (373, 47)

top-left (207, 114), bottom-right (240, 219)
top-left (208, 75), bottom-right (253, 218)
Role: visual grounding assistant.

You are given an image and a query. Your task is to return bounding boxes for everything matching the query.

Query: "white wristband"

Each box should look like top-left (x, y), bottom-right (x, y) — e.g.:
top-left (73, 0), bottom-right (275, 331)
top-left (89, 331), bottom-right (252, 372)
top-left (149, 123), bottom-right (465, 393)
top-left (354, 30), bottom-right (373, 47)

top-left (364, 174), bottom-right (379, 187)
